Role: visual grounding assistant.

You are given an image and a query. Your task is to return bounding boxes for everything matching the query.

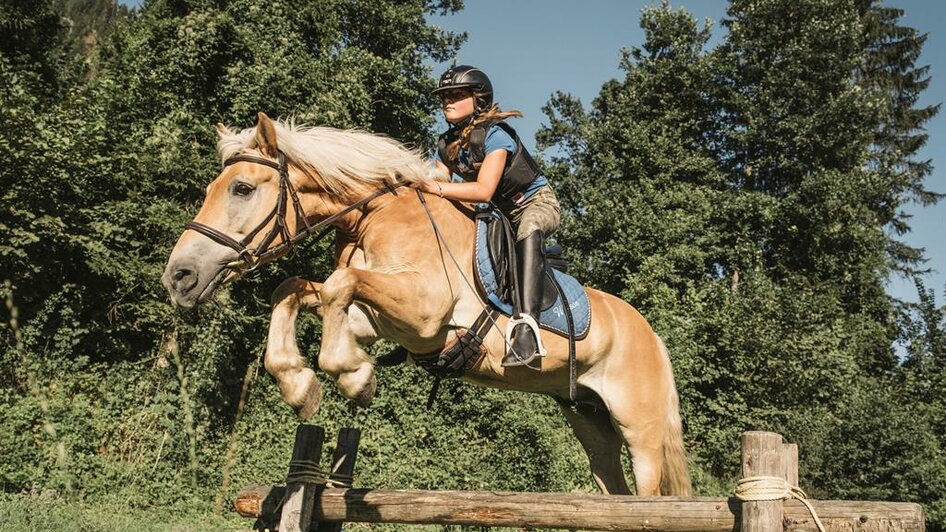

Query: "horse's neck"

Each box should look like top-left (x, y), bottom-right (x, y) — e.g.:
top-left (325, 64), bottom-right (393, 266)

top-left (335, 190), bottom-right (474, 267)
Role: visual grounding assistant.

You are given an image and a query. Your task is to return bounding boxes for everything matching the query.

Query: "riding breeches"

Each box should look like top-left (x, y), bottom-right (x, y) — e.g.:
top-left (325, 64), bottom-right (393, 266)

top-left (507, 185), bottom-right (561, 241)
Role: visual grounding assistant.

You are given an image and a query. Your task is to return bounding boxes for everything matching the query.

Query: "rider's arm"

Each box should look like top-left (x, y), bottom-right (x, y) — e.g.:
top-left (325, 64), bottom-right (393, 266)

top-left (430, 149), bottom-right (506, 203)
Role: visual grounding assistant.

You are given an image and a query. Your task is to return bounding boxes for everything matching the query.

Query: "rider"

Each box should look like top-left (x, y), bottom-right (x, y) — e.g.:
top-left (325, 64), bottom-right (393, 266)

top-left (414, 65), bottom-right (561, 367)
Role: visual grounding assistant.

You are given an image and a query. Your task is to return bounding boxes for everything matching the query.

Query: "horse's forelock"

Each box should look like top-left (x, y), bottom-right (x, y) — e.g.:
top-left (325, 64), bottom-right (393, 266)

top-left (216, 126), bottom-right (256, 163)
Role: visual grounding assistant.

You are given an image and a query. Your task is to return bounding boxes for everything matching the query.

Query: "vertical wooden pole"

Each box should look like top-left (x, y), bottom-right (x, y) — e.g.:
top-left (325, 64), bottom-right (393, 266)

top-left (314, 427), bottom-right (362, 532)
top-left (781, 443), bottom-right (798, 489)
top-left (280, 424), bottom-right (325, 532)
top-left (741, 431), bottom-right (784, 532)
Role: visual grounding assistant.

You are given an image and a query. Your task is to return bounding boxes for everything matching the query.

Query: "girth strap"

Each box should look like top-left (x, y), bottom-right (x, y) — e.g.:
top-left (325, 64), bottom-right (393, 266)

top-left (416, 308), bottom-right (498, 409)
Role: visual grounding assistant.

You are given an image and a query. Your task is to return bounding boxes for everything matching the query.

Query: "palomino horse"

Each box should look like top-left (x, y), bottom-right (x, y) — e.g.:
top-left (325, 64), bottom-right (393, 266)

top-left (162, 113), bottom-right (691, 496)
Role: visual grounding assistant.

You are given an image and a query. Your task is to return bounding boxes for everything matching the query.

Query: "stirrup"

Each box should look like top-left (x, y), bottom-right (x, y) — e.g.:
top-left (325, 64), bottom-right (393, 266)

top-left (504, 315), bottom-right (547, 359)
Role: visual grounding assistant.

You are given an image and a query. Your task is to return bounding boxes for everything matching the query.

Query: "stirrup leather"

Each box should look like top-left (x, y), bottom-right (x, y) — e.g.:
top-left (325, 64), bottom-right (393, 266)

top-left (504, 314), bottom-right (547, 358)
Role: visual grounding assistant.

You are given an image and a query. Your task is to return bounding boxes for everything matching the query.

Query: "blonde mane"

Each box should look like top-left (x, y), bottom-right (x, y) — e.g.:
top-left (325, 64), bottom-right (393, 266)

top-left (217, 119), bottom-right (446, 199)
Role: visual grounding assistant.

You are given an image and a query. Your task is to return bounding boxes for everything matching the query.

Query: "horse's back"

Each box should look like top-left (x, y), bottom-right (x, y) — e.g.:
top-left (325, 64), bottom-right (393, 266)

top-left (581, 287), bottom-right (666, 368)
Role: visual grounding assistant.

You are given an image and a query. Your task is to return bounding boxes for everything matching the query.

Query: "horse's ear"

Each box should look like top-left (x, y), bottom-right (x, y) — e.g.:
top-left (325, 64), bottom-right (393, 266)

top-left (216, 122), bottom-right (233, 138)
top-left (254, 112), bottom-right (279, 158)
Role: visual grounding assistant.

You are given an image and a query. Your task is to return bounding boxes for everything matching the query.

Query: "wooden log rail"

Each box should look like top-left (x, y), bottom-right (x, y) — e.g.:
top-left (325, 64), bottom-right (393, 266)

top-left (236, 486), bottom-right (924, 531)
top-left (235, 429), bottom-right (926, 531)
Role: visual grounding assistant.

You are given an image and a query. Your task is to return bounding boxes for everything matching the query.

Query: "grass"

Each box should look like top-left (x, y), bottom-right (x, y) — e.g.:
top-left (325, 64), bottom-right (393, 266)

top-left (0, 493), bottom-right (247, 532)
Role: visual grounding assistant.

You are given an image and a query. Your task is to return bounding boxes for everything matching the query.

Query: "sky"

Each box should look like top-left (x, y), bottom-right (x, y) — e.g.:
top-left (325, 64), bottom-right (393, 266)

top-left (426, 0), bottom-right (946, 306)
top-left (117, 0), bottom-right (944, 305)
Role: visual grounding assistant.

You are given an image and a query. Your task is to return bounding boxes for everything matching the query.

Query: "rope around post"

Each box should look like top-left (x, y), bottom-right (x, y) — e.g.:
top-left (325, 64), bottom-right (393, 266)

top-left (285, 459), bottom-right (354, 488)
top-left (285, 459), bottom-right (330, 485)
top-left (733, 476), bottom-right (826, 532)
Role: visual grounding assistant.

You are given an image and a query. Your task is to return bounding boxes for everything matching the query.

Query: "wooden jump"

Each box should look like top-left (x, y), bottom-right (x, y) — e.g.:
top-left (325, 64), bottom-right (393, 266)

top-left (235, 428), bottom-right (925, 531)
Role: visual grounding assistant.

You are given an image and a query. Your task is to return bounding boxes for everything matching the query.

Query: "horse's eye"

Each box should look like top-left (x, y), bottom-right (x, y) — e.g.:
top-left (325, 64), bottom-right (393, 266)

top-left (232, 182), bottom-right (255, 197)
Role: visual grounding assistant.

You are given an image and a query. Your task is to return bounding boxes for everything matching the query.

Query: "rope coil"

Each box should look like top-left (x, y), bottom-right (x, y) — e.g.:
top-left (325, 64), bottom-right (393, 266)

top-left (734, 476), bottom-right (826, 532)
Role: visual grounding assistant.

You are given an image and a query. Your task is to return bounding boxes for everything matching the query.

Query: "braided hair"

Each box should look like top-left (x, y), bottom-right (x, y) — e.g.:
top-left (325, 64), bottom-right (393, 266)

top-left (444, 103), bottom-right (523, 163)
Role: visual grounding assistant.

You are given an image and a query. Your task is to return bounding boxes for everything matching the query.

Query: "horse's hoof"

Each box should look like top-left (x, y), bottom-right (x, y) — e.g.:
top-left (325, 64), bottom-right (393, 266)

top-left (353, 374), bottom-right (376, 408)
top-left (295, 376), bottom-right (323, 420)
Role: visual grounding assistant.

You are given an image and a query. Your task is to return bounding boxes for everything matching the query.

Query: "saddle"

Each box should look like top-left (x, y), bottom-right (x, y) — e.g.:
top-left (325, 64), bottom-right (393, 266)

top-left (385, 194), bottom-right (589, 406)
top-left (473, 206), bottom-right (591, 339)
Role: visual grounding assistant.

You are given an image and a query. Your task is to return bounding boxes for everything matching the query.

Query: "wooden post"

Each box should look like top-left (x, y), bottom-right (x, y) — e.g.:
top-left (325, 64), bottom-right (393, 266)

top-left (314, 427), bottom-right (361, 532)
top-left (280, 424), bottom-right (325, 532)
top-left (782, 443), bottom-right (799, 489)
top-left (741, 431), bottom-right (784, 532)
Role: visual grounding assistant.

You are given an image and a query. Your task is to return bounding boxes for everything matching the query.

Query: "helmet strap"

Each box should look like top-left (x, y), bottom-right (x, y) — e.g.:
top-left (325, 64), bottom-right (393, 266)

top-left (452, 115), bottom-right (474, 130)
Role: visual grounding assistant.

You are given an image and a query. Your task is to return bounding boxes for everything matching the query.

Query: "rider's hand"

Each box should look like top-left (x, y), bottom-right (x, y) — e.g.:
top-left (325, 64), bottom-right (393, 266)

top-left (410, 180), bottom-right (443, 197)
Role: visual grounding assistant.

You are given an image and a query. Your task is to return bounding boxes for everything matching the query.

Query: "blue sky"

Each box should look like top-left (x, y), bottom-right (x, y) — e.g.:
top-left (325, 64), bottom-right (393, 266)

top-left (118, 0), bottom-right (944, 305)
top-left (427, 0), bottom-right (946, 306)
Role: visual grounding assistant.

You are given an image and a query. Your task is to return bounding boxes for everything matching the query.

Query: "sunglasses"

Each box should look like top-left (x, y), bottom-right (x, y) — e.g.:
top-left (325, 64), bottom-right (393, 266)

top-left (438, 89), bottom-right (473, 102)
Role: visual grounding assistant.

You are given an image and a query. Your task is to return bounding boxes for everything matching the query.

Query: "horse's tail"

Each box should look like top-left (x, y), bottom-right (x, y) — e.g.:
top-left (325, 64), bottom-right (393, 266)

top-left (657, 334), bottom-right (692, 496)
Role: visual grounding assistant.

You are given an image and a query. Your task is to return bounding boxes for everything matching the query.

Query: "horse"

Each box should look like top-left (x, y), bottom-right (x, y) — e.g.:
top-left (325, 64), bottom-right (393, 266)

top-left (162, 112), bottom-right (691, 496)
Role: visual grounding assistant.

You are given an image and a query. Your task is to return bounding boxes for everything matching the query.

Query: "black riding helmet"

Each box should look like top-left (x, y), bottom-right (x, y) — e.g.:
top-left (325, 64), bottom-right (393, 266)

top-left (432, 64), bottom-right (493, 113)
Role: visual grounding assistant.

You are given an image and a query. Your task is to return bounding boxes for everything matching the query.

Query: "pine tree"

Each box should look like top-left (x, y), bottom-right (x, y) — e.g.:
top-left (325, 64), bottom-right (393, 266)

top-left (716, 0), bottom-right (898, 371)
top-left (858, 0), bottom-right (942, 277)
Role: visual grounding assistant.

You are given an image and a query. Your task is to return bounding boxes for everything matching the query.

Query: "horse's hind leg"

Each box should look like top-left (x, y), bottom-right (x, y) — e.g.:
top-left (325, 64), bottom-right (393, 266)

top-left (602, 355), bottom-right (688, 495)
top-left (610, 409), bottom-right (666, 496)
top-left (557, 400), bottom-right (631, 495)
top-left (603, 334), bottom-right (691, 496)
top-left (267, 277), bottom-right (324, 419)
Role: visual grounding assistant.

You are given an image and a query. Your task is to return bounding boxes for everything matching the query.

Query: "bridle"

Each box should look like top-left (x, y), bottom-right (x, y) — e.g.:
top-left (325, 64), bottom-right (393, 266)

top-left (184, 150), bottom-right (403, 274)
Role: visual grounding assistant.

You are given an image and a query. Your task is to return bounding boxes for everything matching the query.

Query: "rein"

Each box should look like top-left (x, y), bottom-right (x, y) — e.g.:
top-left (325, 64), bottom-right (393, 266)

top-left (185, 150), bottom-right (403, 274)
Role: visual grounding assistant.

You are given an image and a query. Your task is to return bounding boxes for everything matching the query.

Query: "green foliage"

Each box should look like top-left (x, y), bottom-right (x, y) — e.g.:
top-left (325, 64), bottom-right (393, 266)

top-left (0, 0), bottom-right (594, 527)
top-left (540, 0), bottom-right (943, 527)
top-left (0, 491), bottom-right (243, 531)
top-left (859, 1), bottom-right (942, 272)
top-left (1, 0), bottom-right (944, 529)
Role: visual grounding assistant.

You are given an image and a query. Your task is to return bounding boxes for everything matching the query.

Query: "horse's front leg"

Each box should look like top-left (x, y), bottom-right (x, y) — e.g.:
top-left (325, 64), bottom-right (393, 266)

top-left (318, 267), bottom-right (447, 407)
top-left (266, 277), bottom-right (324, 419)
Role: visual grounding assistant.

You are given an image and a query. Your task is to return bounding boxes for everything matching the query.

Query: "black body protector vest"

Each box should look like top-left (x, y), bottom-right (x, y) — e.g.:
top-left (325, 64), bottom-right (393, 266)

top-left (437, 120), bottom-right (542, 209)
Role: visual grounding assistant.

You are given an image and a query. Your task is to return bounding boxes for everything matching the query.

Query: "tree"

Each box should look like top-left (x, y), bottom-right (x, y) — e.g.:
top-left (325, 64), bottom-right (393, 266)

top-left (0, 0), bottom-right (485, 507)
top-left (52, 0), bottom-right (131, 80)
top-left (859, 1), bottom-right (942, 277)
top-left (0, 0), bottom-right (65, 90)
top-left (538, 3), bottom-right (724, 312)
top-left (539, 3), bottom-right (945, 519)
top-left (901, 279), bottom-right (946, 439)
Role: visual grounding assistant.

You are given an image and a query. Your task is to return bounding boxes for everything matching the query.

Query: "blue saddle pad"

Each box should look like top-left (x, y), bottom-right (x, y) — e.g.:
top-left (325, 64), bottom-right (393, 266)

top-left (473, 215), bottom-right (591, 339)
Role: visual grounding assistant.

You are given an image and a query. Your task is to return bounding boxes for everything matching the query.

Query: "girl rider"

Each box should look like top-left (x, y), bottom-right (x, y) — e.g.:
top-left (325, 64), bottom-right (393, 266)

top-left (415, 65), bottom-right (561, 368)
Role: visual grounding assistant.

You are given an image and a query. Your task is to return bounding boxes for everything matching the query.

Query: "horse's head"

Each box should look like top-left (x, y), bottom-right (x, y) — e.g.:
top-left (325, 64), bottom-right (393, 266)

top-left (163, 112), bottom-right (443, 308)
top-left (162, 112), bottom-right (306, 308)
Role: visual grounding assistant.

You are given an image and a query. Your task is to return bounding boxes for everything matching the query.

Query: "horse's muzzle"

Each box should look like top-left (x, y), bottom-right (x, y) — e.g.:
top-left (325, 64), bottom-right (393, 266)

top-left (162, 259), bottom-right (202, 308)
top-left (167, 264), bottom-right (198, 294)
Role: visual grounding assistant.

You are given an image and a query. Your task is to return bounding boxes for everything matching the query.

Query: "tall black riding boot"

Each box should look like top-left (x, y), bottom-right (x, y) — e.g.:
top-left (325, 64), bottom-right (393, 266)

top-left (503, 230), bottom-right (545, 367)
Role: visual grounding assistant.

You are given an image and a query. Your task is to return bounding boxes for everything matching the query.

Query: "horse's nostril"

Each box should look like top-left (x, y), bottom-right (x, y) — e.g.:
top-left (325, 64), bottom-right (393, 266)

top-left (171, 268), bottom-right (197, 293)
